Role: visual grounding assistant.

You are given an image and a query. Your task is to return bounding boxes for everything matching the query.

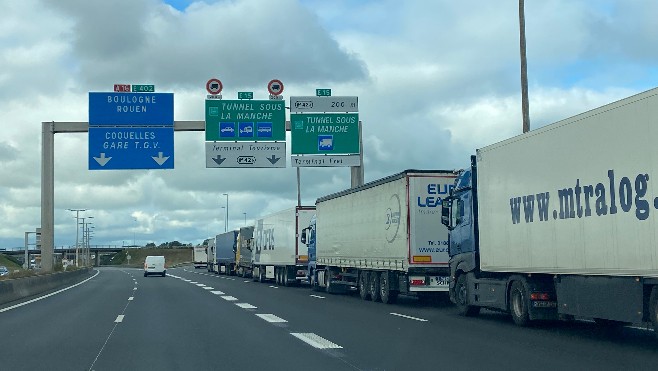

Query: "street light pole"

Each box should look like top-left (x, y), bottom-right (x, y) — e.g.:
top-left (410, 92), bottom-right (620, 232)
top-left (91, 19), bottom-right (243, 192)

top-left (67, 209), bottom-right (86, 267)
top-left (243, 212), bottom-right (246, 226)
top-left (223, 193), bottom-right (229, 232)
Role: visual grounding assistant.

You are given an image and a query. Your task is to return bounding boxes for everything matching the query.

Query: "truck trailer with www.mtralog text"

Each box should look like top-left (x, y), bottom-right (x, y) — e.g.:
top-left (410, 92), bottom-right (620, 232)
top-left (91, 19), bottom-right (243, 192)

top-left (302, 170), bottom-right (457, 303)
top-left (442, 87), bottom-right (658, 332)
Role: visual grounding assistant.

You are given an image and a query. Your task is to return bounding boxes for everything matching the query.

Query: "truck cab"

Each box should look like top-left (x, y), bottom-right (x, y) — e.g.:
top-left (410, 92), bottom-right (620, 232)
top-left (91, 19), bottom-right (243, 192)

top-left (300, 215), bottom-right (317, 286)
top-left (441, 163), bottom-right (478, 306)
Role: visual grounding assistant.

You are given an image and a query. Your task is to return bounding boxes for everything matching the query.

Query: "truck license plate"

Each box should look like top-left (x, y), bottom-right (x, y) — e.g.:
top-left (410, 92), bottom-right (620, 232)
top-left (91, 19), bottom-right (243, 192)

top-left (430, 276), bottom-right (450, 287)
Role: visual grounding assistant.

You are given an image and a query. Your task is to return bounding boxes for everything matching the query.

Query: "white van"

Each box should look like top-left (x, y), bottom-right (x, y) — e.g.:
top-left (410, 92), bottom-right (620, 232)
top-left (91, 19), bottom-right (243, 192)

top-left (144, 256), bottom-right (166, 277)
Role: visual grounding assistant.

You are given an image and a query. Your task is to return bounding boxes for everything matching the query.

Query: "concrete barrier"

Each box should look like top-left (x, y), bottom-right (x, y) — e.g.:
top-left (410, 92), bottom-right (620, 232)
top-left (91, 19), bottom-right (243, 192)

top-left (0, 268), bottom-right (93, 305)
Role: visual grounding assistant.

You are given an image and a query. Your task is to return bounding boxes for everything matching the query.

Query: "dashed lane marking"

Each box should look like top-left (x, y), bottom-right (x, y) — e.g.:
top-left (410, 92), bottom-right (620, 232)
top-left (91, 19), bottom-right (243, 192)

top-left (235, 303), bottom-right (257, 309)
top-left (291, 333), bottom-right (343, 349)
top-left (255, 314), bottom-right (287, 323)
top-left (221, 296), bottom-right (238, 301)
top-left (310, 295), bottom-right (325, 299)
top-left (210, 291), bottom-right (225, 295)
top-left (203, 287), bottom-right (214, 290)
top-left (114, 315), bottom-right (125, 323)
top-left (390, 312), bottom-right (428, 322)
top-left (128, 297), bottom-right (134, 301)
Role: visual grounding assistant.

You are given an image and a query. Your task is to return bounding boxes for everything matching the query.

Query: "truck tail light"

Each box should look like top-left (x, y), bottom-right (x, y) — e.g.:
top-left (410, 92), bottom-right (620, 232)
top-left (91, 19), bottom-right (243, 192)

top-left (530, 292), bottom-right (550, 301)
top-left (410, 279), bottom-right (425, 286)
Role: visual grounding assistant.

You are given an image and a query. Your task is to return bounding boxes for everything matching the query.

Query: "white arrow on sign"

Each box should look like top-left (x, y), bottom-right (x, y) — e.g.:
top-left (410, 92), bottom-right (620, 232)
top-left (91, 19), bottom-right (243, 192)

top-left (93, 153), bottom-right (112, 166)
top-left (152, 152), bottom-right (170, 166)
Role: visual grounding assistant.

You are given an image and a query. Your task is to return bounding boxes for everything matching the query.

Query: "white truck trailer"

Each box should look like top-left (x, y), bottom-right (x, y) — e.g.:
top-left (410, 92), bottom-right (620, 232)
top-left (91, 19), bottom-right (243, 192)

top-left (252, 206), bottom-right (315, 285)
top-left (193, 245), bottom-right (208, 269)
top-left (442, 87), bottom-right (658, 332)
top-left (303, 170), bottom-right (457, 304)
top-left (235, 226), bottom-right (254, 277)
top-left (205, 238), bottom-right (215, 272)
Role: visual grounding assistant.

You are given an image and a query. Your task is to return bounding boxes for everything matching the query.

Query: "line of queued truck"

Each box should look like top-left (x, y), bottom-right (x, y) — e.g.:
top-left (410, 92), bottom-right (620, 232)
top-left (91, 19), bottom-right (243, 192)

top-left (202, 88), bottom-right (658, 336)
top-left (204, 170), bottom-right (455, 303)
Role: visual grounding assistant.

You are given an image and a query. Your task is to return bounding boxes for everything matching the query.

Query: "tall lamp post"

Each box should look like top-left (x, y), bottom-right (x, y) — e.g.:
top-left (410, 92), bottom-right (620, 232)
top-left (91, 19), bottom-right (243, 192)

top-left (221, 206), bottom-right (226, 232)
top-left (80, 216), bottom-right (93, 266)
top-left (223, 193), bottom-right (229, 232)
top-left (67, 209), bottom-right (87, 267)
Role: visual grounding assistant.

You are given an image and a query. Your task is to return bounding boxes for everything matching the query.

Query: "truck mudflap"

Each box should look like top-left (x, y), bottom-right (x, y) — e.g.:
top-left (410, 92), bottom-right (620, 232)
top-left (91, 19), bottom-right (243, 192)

top-left (409, 275), bottom-right (450, 292)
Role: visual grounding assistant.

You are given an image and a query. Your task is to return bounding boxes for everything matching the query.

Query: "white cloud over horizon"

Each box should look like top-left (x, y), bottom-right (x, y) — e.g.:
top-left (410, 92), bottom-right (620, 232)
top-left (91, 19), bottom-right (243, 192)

top-left (0, 0), bottom-right (656, 249)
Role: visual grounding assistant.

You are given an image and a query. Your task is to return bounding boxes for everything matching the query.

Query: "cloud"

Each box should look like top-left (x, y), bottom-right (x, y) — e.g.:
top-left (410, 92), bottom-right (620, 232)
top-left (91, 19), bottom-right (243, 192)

top-left (0, 0), bottom-right (656, 249)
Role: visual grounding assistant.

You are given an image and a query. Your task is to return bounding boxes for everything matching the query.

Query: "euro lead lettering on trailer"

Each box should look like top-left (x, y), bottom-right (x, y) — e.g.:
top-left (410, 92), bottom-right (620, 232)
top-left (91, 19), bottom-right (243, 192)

top-left (509, 169), bottom-right (651, 224)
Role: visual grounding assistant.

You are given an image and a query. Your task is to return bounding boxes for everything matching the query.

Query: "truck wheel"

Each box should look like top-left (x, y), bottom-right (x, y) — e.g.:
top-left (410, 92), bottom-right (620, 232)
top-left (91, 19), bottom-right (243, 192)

top-left (359, 272), bottom-right (371, 300)
top-left (369, 272), bottom-right (381, 302)
top-left (379, 272), bottom-right (398, 304)
top-left (311, 269), bottom-right (320, 292)
top-left (283, 266), bottom-right (291, 287)
top-left (650, 287), bottom-right (658, 336)
top-left (510, 280), bottom-right (531, 326)
top-left (455, 274), bottom-right (480, 317)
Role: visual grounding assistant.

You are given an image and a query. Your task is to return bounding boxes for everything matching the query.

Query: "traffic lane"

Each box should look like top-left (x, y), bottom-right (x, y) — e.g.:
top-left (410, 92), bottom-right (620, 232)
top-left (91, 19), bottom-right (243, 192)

top-left (176, 269), bottom-right (450, 369)
top-left (178, 269), bottom-right (658, 371)
top-left (92, 268), bottom-right (358, 371)
top-left (0, 268), bottom-right (139, 371)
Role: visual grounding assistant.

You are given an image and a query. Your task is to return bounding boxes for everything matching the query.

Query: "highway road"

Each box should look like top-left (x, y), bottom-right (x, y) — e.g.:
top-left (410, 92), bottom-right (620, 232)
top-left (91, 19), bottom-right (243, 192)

top-left (2, 266), bottom-right (658, 371)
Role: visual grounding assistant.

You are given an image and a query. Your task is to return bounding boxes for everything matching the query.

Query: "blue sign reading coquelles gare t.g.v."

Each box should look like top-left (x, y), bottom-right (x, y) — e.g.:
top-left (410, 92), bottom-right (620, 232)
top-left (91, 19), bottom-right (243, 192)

top-left (89, 92), bottom-right (174, 126)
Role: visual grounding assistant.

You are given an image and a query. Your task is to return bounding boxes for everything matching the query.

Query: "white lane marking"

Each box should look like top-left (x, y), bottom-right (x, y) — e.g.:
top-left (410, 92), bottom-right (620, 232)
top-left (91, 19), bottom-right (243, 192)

top-left (255, 314), bottom-right (287, 323)
top-left (269, 286), bottom-right (278, 289)
top-left (235, 303), bottom-right (257, 309)
top-left (128, 297), bottom-right (134, 301)
top-left (0, 270), bottom-right (100, 313)
top-left (291, 333), bottom-right (343, 349)
top-left (243, 280), bottom-right (251, 283)
top-left (390, 312), bottom-right (428, 322)
top-left (203, 287), bottom-right (214, 290)
top-left (221, 296), bottom-right (238, 301)
top-left (210, 291), bottom-right (225, 295)
top-left (190, 281), bottom-right (198, 284)
top-left (133, 287), bottom-right (137, 291)
top-left (228, 278), bottom-right (236, 281)
top-left (310, 295), bottom-right (325, 299)
top-left (195, 283), bottom-right (206, 287)
top-left (114, 315), bottom-right (125, 323)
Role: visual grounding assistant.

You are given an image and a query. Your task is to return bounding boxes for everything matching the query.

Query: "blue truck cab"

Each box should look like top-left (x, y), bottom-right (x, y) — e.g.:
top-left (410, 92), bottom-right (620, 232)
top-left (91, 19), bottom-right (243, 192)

top-left (300, 215), bottom-right (317, 287)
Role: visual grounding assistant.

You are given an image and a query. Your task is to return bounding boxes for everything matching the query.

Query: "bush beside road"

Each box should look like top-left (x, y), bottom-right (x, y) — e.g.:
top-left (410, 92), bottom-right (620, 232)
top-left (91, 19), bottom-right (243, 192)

top-left (107, 248), bottom-right (192, 268)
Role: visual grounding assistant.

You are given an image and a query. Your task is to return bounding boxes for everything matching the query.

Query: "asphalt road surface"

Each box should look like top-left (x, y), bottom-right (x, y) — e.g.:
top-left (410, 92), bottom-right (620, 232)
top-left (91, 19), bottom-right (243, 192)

top-left (2, 266), bottom-right (658, 371)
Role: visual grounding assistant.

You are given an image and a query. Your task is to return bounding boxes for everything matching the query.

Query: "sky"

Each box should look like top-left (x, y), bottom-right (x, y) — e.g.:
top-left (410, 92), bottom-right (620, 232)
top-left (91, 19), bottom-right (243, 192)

top-left (1, 0), bottom-right (657, 249)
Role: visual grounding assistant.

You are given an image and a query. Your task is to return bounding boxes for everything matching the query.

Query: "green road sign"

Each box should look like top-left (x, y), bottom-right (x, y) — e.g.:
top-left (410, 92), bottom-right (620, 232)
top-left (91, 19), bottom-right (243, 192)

top-left (238, 92), bottom-right (253, 100)
top-left (316, 89), bottom-right (331, 97)
top-left (205, 100), bottom-right (285, 141)
top-left (132, 84), bottom-right (155, 92)
top-left (290, 113), bottom-right (359, 154)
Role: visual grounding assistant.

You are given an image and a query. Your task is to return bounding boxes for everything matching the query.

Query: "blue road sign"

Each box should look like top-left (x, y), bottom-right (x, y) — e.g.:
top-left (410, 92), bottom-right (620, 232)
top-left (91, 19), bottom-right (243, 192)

top-left (89, 92), bottom-right (174, 126)
top-left (238, 122), bottom-right (254, 138)
top-left (88, 127), bottom-right (174, 170)
top-left (219, 122), bottom-right (236, 137)
top-left (257, 122), bottom-right (273, 138)
top-left (318, 135), bottom-right (334, 151)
